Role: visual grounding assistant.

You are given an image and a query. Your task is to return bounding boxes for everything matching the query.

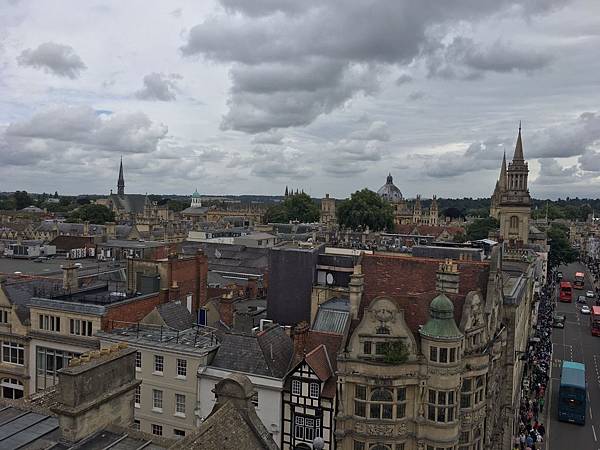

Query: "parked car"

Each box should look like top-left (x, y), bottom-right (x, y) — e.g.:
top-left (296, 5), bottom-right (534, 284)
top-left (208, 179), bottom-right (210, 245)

top-left (552, 319), bottom-right (565, 328)
top-left (581, 305), bottom-right (591, 315)
top-left (577, 295), bottom-right (587, 304)
top-left (557, 272), bottom-right (563, 280)
top-left (586, 290), bottom-right (595, 298)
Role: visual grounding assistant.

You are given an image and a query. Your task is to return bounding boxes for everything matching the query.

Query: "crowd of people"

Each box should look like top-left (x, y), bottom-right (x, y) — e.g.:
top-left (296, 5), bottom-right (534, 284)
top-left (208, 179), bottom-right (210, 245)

top-left (514, 283), bottom-right (555, 450)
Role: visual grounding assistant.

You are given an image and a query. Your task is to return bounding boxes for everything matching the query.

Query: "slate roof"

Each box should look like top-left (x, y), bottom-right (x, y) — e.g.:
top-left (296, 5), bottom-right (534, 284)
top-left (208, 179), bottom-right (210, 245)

top-left (108, 194), bottom-right (148, 215)
top-left (180, 242), bottom-right (269, 276)
top-left (211, 326), bottom-right (293, 378)
top-left (156, 301), bottom-right (195, 331)
top-left (312, 297), bottom-right (350, 334)
top-left (182, 206), bottom-right (209, 216)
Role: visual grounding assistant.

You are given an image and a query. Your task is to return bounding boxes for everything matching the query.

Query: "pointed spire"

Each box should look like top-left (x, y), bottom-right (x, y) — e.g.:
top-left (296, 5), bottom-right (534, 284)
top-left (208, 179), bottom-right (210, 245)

top-left (513, 122), bottom-right (524, 162)
top-left (285, 186), bottom-right (289, 197)
top-left (117, 156), bottom-right (125, 196)
top-left (498, 150), bottom-right (507, 189)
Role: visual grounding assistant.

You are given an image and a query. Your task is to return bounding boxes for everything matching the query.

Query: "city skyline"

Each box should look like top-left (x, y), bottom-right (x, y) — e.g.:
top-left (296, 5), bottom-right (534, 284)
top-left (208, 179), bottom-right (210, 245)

top-left (1, 0), bottom-right (600, 199)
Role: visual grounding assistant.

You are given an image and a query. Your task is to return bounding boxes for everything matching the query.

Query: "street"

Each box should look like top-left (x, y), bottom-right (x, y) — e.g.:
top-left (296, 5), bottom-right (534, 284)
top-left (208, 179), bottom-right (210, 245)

top-left (549, 262), bottom-right (600, 450)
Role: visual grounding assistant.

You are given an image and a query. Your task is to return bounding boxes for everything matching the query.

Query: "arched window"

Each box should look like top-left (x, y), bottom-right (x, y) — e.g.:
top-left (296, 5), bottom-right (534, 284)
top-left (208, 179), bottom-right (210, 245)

top-left (370, 445), bottom-right (392, 450)
top-left (376, 325), bottom-right (390, 335)
top-left (1, 378), bottom-right (24, 400)
top-left (510, 216), bottom-right (519, 229)
top-left (370, 388), bottom-right (394, 419)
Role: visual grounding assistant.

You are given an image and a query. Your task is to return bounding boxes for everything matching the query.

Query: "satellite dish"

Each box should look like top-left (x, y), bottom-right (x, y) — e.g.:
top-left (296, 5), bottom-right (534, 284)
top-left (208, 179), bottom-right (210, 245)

top-left (326, 273), bottom-right (334, 285)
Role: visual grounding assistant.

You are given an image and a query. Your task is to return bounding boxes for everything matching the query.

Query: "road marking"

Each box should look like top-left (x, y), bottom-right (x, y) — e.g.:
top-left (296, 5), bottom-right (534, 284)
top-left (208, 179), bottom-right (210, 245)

top-left (593, 424), bottom-right (598, 442)
top-left (591, 407), bottom-right (594, 420)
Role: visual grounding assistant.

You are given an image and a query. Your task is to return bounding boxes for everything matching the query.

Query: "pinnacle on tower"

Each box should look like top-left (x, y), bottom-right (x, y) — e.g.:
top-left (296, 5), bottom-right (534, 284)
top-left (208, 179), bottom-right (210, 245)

top-left (512, 122), bottom-right (524, 162)
top-left (499, 150), bottom-right (507, 189)
top-left (285, 186), bottom-right (289, 197)
top-left (117, 156), bottom-right (125, 196)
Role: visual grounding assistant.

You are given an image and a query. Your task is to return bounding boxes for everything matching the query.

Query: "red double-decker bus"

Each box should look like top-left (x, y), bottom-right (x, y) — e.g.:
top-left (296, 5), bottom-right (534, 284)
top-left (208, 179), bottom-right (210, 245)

top-left (592, 306), bottom-right (600, 336)
top-left (574, 272), bottom-right (585, 289)
top-left (559, 281), bottom-right (573, 302)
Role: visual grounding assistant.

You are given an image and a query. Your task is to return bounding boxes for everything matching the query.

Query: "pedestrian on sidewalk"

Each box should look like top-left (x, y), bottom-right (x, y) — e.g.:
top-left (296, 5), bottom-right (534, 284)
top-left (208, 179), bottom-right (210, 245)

top-left (539, 397), bottom-right (544, 413)
top-left (538, 423), bottom-right (545, 437)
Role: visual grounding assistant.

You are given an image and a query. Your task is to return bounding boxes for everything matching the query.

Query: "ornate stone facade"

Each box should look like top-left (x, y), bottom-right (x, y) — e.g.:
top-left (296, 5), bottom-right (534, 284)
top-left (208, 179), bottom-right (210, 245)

top-left (377, 174), bottom-right (438, 226)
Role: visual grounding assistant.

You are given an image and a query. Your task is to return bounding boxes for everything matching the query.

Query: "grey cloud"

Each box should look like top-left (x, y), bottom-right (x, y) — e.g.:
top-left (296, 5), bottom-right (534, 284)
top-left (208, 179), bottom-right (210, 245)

top-left (5, 105), bottom-right (167, 155)
top-left (182, 0), bottom-right (555, 132)
top-left (251, 130), bottom-right (285, 145)
top-left (17, 42), bottom-right (86, 79)
top-left (135, 73), bottom-right (181, 101)
top-left (425, 37), bottom-right (552, 80)
top-left (349, 121), bottom-right (390, 141)
top-left (580, 149), bottom-right (600, 172)
top-left (241, 146), bottom-right (312, 179)
top-left (395, 73), bottom-right (413, 85)
top-left (533, 158), bottom-right (581, 185)
top-left (407, 90), bottom-right (426, 101)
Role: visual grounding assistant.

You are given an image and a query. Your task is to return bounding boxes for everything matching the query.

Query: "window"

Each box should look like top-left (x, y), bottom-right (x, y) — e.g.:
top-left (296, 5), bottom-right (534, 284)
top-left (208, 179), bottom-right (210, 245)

top-left (439, 347), bottom-right (448, 363)
top-left (176, 358), bottom-right (187, 377)
top-left (375, 342), bottom-right (387, 355)
top-left (154, 355), bottom-right (164, 374)
top-left (354, 442), bottom-right (365, 450)
top-left (2, 341), bottom-right (24, 365)
top-left (449, 347), bottom-right (457, 362)
top-left (370, 388), bottom-right (394, 419)
top-left (151, 424), bottom-right (163, 436)
top-left (251, 392), bottom-right (259, 407)
top-left (294, 415), bottom-right (320, 442)
top-left (292, 379), bottom-right (301, 395)
top-left (510, 215), bottom-right (519, 229)
top-left (376, 325), bottom-right (390, 334)
top-left (1, 378), bottom-right (24, 400)
top-left (309, 382), bottom-right (320, 399)
top-left (461, 378), bottom-right (472, 408)
top-left (427, 389), bottom-right (455, 423)
top-left (429, 346), bottom-right (438, 362)
top-left (134, 385), bottom-right (141, 407)
top-left (0, 309), bottom-right (8, 324)
top-left (132, 420), bottom-right (140, 431)
top-left (35, 347), bottom-right (80, 391)
top-left (174, 429), bottom-right (186, 438)
top-left (152, 389), bottom-right (163, 411)
top-left (354, 385), bottom-right (407, 419)
top-left (135, 352), bottom-right (141, 370)
top-left (175, 393), bottom-right (186, 416)
top-left (39, 314), bottom-right (60, 332)
top-left (474, 376), bottom-right (485, 405)
top-left (69, 319), bottom-right (93, 336)
top-left (461, 376), bottom-right (485, 409)
top-left (363, 341), bottom-right (372, 355)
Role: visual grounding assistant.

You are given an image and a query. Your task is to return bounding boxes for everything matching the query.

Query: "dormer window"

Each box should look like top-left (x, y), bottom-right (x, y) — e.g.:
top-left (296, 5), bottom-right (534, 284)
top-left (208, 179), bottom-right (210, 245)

top-left (376, 325), bottom-right (390, 335)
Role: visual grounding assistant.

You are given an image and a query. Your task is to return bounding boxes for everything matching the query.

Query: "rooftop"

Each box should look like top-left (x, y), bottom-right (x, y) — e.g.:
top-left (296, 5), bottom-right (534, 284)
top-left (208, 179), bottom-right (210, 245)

top-left (98, 323), bottom-right (220, 354)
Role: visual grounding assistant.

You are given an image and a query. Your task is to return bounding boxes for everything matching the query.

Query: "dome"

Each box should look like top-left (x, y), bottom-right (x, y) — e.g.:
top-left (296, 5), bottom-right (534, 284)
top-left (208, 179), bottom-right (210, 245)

top-left (191, 189), bottom-right (201, 198)
top-left (420, 293), bottom-right (463, 339)
top-left (377, 173), bottom-right (403, 203)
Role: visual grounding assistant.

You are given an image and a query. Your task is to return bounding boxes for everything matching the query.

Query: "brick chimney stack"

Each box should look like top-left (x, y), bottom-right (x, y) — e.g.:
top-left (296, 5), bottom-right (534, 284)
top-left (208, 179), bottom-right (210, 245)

top-left (292, 321), bottom-right (310, 357)
top-left (51, 345), bottom-right (140, 443)
top-left (62, 264), bottom-right (79, 291)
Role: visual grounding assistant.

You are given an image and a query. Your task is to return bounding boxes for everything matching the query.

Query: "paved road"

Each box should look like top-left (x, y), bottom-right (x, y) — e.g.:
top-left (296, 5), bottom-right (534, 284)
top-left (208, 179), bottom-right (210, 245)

top-left (549, 262), bottom-right (600, 450)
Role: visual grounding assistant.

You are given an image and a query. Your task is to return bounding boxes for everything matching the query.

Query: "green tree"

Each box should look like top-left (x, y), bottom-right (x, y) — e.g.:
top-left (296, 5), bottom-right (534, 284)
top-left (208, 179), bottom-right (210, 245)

top-left (68, 204), bottom-right (115, 224)
top-left (547, 223), bottom-right (578, 269)
top-left (337, 189), bottom-right (394, 231)
top-left (264, 193), bottom-right (320, 223)
top-left (465, 217), bottom-right (499, 241)
top-left (14, 191), bottom-right (32, 210)
top-left (167, 199), bottom-right (189, 212)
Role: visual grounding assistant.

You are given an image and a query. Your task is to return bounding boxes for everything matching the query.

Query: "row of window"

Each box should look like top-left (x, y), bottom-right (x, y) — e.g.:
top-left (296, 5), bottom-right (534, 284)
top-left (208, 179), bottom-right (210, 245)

top-left (38, 314), bottom-right (94, 337)
top-left (36, 347), bottom-right (80, 391)
top-left (294, 415), bottom-right (321, 442)
top-left (291, 379), bottom-right (320, 399)
top-left (354, 385), bottom-right (407, 420)
top-left (458, 426), bottom-right (483, 450)
top-left (136, 352), bottom-right (187, 377)
top-left (427, 389), bottom-right (456, 423)
top-left (460, 376), bottom-right (485, 408)
top-left (135, 386), bottom-right (187, 416)
top-left (1, 378), bottom-right (24, 400)
top-left (132, 421), bottom-right (185, 438)
top-left (429, 346), bottom-right (459, 364)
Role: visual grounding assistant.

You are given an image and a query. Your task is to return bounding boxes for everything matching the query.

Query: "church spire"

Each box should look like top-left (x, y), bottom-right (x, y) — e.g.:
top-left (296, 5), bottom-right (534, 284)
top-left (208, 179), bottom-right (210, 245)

top-left (499, 150), bottom-right (507, 189)
top-left (512, 122), bottom-right (524, 162)
top-left (117, 156), bottom-right (125, 196)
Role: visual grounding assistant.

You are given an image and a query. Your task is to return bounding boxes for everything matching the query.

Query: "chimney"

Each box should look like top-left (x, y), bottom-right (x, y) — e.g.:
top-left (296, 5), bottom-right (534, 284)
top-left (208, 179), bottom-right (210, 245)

top-left (349, 264), bottom-right (364, 320)
top-left (105, 222), bottom-right (116, 240)
top-left (436, 258), bottom-right (460, 294)
top-left (292, 321), bottom-right (310, 358)
top-left (62, 264), bottom-right (79, 291)
top-left (159, 287), bottom-right (170, 304)
top-left (219, 293), bottom-right (237, 327)
top-left (51, 345), bottom-right (140, 443)
top-left (196, 249), bottom-right (208, 309)
top-left (83, 221), bottom-right (90, 237)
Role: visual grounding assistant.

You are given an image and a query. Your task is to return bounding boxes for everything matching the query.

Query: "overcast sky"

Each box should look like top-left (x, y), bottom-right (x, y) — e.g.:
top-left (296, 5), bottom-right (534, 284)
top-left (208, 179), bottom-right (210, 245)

top-left (1, 0), bottom-right (599, 199)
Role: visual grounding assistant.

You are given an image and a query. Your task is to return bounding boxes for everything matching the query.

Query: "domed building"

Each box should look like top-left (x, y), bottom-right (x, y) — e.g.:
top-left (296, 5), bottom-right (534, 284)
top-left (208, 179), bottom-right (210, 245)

top-left (376, 173), bottom-right (439, 226)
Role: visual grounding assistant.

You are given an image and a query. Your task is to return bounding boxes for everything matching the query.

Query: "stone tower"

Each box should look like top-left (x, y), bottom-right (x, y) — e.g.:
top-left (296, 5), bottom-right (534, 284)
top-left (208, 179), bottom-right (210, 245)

top-left (490, 152), bottom-right (507, 220)
top-left (497, 124), bottom-right (531, 244)
top-left (430, 195), bottom-right (439, 225)
top-left (117, 157), bottom-right (125, 196)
